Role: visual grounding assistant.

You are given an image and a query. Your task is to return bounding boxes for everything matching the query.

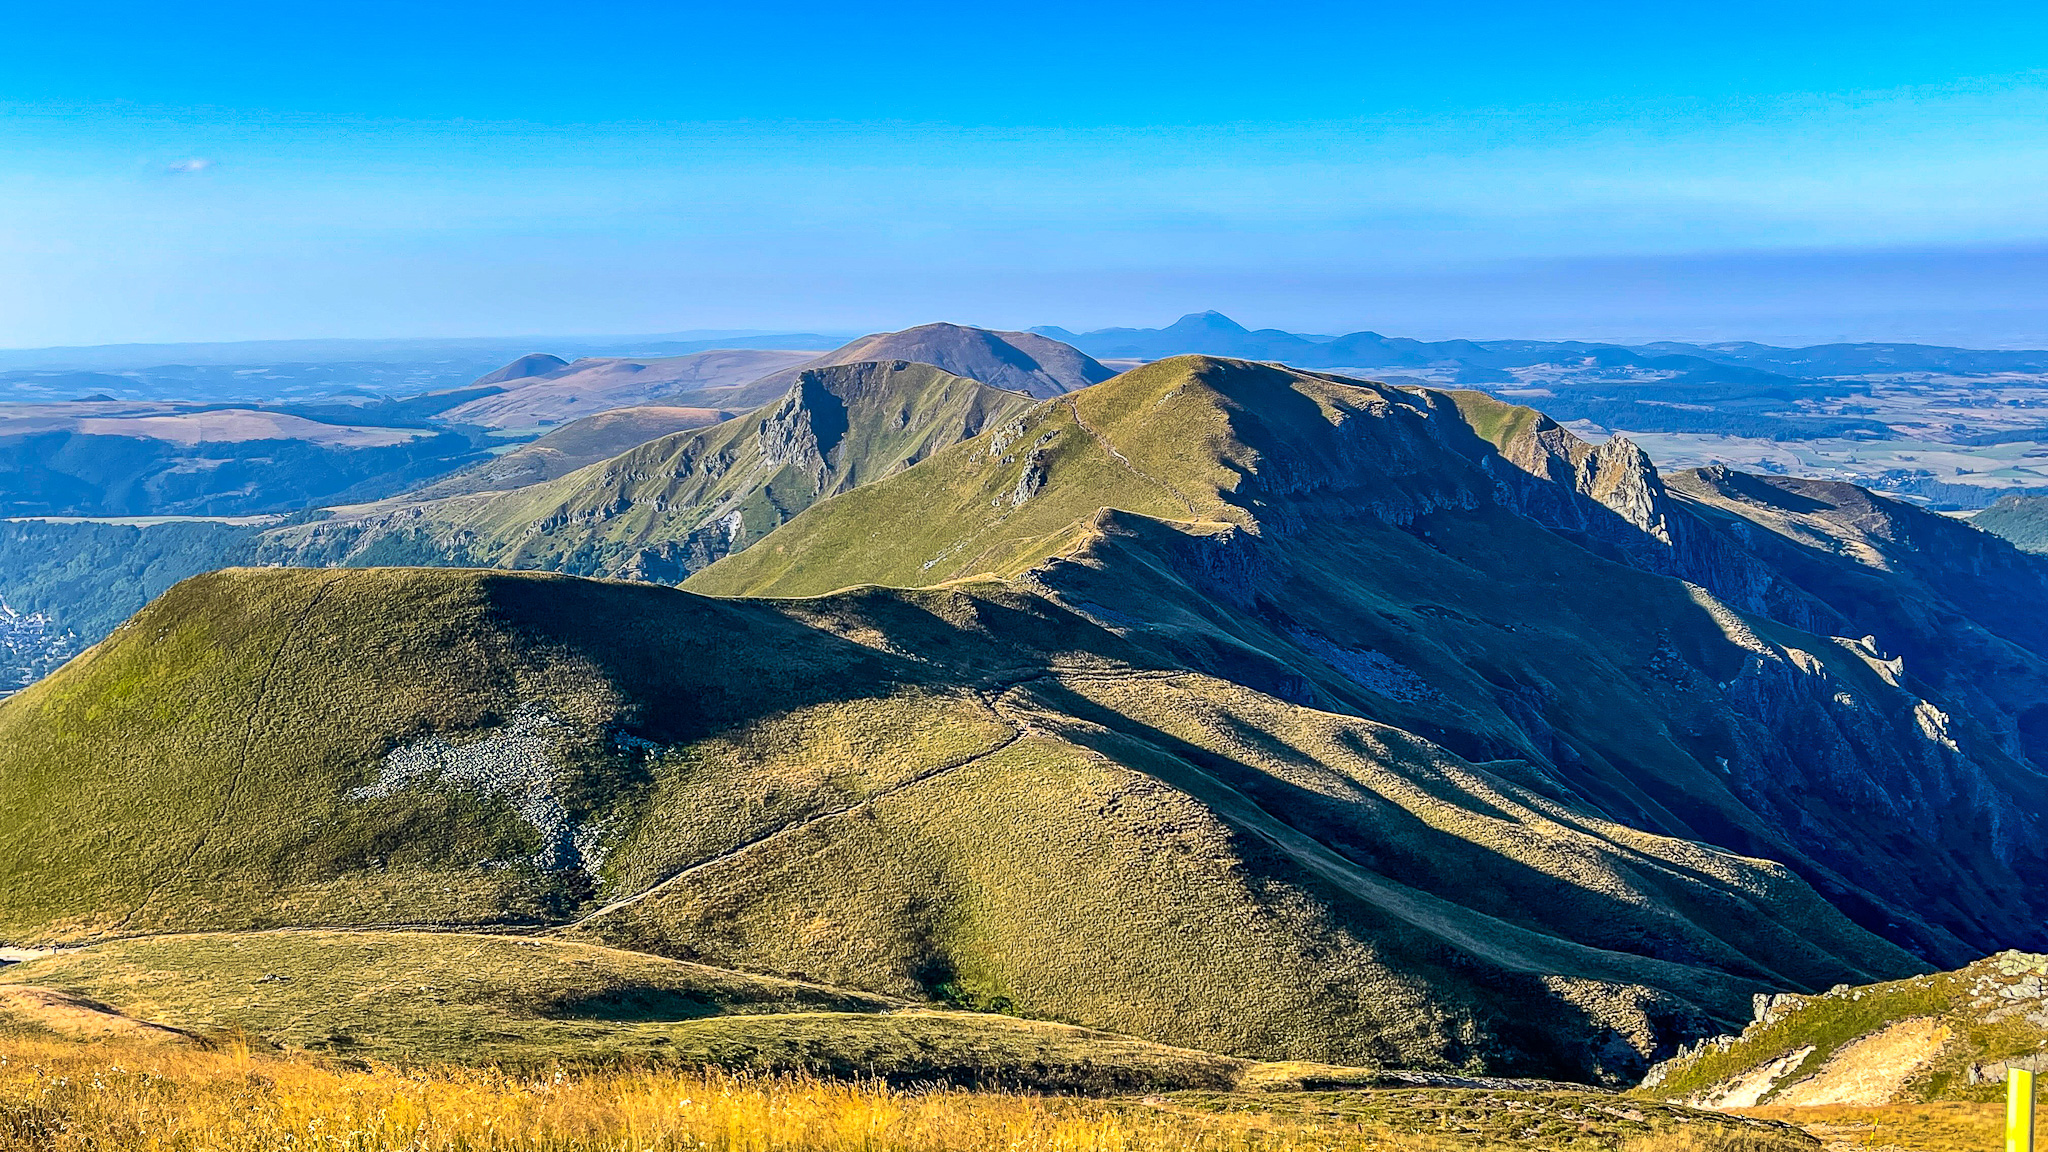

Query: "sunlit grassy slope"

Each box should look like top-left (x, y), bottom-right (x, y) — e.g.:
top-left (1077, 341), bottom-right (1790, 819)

top-left (687, 356), bottom-right (1496, 595)
top-left (0, 557), bottom-right (1909, 1083)
top-left (689, 358), bottom-right (2045, 971)
top-left (0, 931), bottom-right (1274, 1090)
top-left (260, 360), bottom-right (1035, 581)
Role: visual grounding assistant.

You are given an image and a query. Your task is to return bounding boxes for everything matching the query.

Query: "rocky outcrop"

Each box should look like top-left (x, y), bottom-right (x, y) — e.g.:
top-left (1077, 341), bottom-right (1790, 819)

top-left (756, 373), bottom-right (848, 492)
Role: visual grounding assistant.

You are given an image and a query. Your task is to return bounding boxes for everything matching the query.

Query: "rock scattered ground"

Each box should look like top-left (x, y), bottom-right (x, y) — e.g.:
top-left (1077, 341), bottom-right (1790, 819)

top-left (1643, 951), bottom-right (2048, 1108)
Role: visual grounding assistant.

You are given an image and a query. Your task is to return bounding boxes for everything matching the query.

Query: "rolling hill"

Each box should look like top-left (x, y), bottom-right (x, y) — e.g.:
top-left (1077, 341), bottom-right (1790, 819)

top-left (1974, 491), bottom-right (2048, 553)
top-left (439, 349), bottom-right (818, 429)
top-left (0, 561), bottom-right (1912, 1085)
top-left (403, 404), bottom-right (736, 498)
top-left (473, 352), bottom-right (570, 386)
top-left (0, 930), bottom-right (1285, 1090)
top-left (256, 360), bottom-right (1037, 580)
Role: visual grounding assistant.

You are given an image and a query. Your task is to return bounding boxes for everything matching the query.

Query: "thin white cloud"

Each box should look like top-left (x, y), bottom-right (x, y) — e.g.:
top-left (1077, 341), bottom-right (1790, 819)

top-left (165, 157), bottom-right (213, 174)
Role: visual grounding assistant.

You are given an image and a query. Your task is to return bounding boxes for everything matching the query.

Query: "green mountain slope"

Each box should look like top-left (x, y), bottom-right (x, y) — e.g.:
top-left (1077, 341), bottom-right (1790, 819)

top-left (0, 562), bottom-right (1909, 1083)
top-left (1975, 491), bottom-right (2048, 554)
top-left (691, 357), bottom-right (2048, 966)
top-left (0, 931), bottom-right (1281, 1090)
top-left (8, 356), bottom-right (2047, 1084)
top-left (256, 361), bottom-right (1036, 581)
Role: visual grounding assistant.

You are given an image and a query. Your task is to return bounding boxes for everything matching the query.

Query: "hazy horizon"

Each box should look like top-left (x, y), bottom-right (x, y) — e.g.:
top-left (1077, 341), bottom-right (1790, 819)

top-left (8, 1), bottom-right (2048, 349)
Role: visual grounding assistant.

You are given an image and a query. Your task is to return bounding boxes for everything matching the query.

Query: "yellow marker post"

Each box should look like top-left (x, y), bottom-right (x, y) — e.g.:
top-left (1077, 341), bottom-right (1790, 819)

top-left (2012, 1067), bottom-right (2037, 1152)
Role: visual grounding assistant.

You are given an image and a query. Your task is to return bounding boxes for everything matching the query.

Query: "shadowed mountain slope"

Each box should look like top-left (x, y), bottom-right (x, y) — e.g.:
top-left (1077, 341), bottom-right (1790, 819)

top-left (0, 564), bottom-right (1911, 1084)
top-left (1975, 490), bottom-right (2048, 554)
top-left (254, 361), bottom-right (1036, 581)
top-left (693, 357), bottom-right (2048, 966)
top-left (1665, 468), bottom-right (2048, 773)
top-left (714, 323), bottom-right (1114, 406)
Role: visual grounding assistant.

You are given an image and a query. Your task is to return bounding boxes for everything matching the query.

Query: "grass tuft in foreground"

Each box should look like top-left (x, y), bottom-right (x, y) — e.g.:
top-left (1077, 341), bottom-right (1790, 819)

top-left (0, 1033), bottom-right (1815, 1152)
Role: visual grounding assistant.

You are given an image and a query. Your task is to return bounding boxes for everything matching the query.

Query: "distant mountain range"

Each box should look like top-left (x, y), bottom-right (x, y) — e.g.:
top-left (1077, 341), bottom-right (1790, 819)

top-left (0, 331), bottom-right (856, 374)
top-left (431, 349), bottom-right (817, 429)
top-left (1035, 311), bottom-right (2048, 378)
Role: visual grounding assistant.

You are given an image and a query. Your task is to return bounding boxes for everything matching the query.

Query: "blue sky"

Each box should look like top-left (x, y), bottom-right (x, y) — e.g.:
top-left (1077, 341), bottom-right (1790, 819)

top-left (5, 0), bottom-right (2048, 347)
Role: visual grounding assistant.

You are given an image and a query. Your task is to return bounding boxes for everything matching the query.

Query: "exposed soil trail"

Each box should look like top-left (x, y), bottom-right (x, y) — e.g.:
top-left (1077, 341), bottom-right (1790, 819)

top-left (569, 695), bottom-right (1029, 928)
top-left (1057, 396), bottom-right (1200, 517)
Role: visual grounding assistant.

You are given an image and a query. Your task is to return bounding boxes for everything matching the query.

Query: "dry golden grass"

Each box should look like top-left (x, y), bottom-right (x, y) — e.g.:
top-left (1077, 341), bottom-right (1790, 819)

top-left (0, 1033), bottom-right (1815, 1152)
top-left (1736, 1102), bottom-right (2002, 1152)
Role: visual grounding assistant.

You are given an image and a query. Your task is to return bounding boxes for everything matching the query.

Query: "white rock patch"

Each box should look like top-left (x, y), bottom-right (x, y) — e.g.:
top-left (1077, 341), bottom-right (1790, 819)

top-left (349, 704), bottom-right (610, 874)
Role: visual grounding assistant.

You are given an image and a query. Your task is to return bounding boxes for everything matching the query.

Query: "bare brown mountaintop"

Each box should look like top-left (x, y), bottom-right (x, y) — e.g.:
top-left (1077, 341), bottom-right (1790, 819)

top-left (715, 323), bottom-right (1114, 405)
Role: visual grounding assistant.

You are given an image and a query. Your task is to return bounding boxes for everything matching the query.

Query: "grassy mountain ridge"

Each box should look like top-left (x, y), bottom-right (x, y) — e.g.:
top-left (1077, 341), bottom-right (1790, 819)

top-left (0, 560), bottom-right (1916, 1082)
top-left (688, 356), bottom-right (1497, 595)
top-left (256, 361), bottom-right (1036, 581)
top-left (691, 357), bottom-right (2048, 965)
